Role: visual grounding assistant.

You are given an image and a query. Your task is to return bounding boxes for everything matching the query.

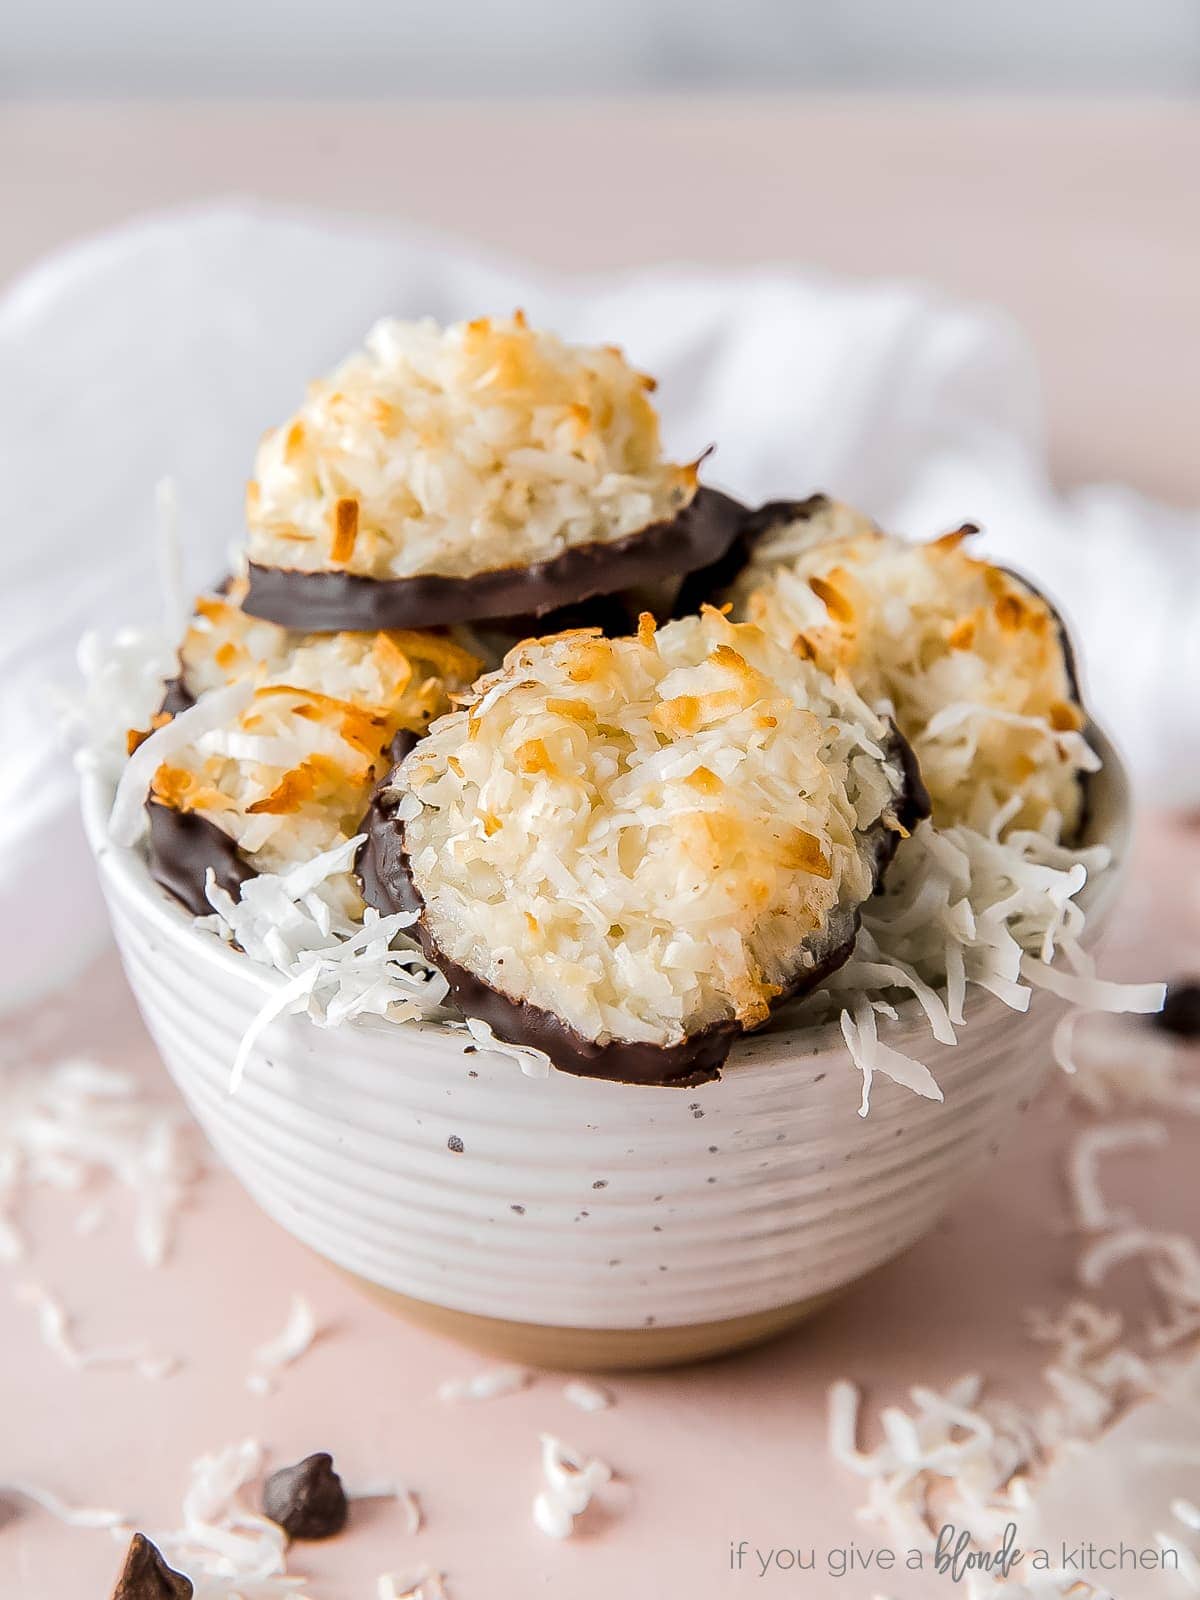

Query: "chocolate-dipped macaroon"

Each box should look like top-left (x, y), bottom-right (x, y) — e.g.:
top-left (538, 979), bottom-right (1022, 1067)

top-left (240, 313), bottom-right (744, 632)
top-left (360, 607), bottom-right (928, 1086)
top-left (130, 581), bottom-right (481, 916)
top-left (712, 504), bottom-right (1092, 840)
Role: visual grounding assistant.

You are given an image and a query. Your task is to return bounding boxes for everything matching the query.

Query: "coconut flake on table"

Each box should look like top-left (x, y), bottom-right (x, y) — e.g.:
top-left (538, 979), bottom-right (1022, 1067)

top-left (0, 1042), bottom-right (202, 1269)
top-left (436, 1363), bottom-right (531, 1404)
top-left (1065, 1121), bottom-right (1169, 1232)
top-left (1058, 1012), bottom-right (1200, 1115)
top-left (563, 1379), bottom-right (614, 1414)
top-left (376, 1570), bottom-right (447, 1600)
top-left (531, 1434), bottom-right (615, 1541)
top-left (0, 1479), bottom-right (130, 1530)
top-left (14, 1280), bottom-right (178, 1381)
top-left (245, 1295), bottom-right (321, 1396)
top-left (344, 1482), bottom-right (423, 1536)
top-left (146, 1438), bottom-right (314, 1599)
top-left (247, 312), bottom-right (692, 582)
top-left (829, 986), bottom-right (1200, 1574)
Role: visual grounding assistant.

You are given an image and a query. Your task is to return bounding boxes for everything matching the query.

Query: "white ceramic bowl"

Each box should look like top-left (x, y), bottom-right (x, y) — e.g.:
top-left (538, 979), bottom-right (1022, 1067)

top-left (82, 736), bottom-right (1130, 1368)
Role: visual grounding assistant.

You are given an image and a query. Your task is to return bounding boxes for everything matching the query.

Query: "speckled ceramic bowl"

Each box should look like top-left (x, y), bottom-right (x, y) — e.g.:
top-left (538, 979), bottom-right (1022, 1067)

top-left (81, 732), bottom-right (1130, 1369)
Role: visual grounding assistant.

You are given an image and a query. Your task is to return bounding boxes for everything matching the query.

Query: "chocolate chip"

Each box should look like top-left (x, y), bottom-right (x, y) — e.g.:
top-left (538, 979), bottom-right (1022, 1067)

top-left (111, 1534), bottom-right (193, 1599)
top-left (1155, 979), bottom-right (1200, 1039)
top-left (262, 1452), bottom-right (348, 1540)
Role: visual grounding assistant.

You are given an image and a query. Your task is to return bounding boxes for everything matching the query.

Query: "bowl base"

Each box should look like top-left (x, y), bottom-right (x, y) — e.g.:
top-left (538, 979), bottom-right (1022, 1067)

top-left (338, 1269), bottom-right (845, 1370)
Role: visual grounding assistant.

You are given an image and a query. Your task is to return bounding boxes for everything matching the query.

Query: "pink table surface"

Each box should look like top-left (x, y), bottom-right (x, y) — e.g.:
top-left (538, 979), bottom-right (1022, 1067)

top-left (1, 814), bottom-right (1196, 1600)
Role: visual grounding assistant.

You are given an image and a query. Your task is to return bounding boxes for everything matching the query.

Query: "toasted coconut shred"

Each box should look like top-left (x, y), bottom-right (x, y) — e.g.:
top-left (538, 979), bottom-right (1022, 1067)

top-left (398, 608), bottom-right (909, 1048)
top-left (247, 313), bottom-right (695, 581)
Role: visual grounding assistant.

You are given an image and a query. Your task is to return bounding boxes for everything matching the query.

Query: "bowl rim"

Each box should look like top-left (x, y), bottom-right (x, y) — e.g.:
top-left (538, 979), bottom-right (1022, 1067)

top-left (80, 723), bottom-right (1133, 1065)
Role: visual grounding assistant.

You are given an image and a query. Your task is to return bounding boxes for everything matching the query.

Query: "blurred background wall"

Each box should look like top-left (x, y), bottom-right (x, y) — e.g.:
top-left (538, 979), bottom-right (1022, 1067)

top-left (3, 0), bottom-right (1200, 97)
top-left (2, 2), bottom-right (1197, 505)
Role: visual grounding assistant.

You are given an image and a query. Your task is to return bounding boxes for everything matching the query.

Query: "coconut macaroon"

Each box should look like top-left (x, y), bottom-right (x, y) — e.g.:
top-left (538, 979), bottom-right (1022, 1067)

top-left (241, 313), bottom-right (744, 631)
top-left (722, 507), bottom-right (1091, 838)
top-left (136, 587), bottom-right (481, 917)
top-left (359, 608), bottom-right (927, 1085)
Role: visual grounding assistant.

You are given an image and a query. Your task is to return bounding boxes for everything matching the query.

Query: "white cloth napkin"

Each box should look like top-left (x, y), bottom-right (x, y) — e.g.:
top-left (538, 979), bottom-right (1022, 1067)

top-left (1, 201), bottom-right (1196, 1008)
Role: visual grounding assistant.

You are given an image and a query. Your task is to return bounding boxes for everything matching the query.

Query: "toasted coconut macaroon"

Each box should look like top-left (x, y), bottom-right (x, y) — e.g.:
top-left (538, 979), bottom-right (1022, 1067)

top-left (136, 583), bottom-right (481, 916)
top-left (241, 313), bottom-right (744, 631)
top-left (721, 506), bottom-right (1090, 837)
top-left (359, 608), bottom-right (927, 1085)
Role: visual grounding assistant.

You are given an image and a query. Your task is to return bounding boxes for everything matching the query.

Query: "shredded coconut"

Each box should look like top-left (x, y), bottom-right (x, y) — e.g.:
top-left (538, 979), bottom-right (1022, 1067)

top-left (814, 817), bottom-right (1128, 1111)
top-left (1065, 1121), bottom-right (1168, 1232)
top-left (376, 1570), bottom-right (447, 1600)
top-left (829, 991), bottom-right (1200, 1579)
top-left (110, 681), bottom-right (255, 848)
top-left (246, 1295), bottom-right (320, 1395)
top-left (0, 1479), bottom-right (130, 1530)
top-left (1059, 1013), bottom-right (1200, 1115)
top-left (0, 1044), bottom-right (201, 1269)
top-left (248, 312), bottom-right (692, 582)
top-left (15, 1281), bottom-right (178, 1381)
top-left (563, 1379), bottom-right (613, 1413)
top-left (457, 1016), bottom-right (551, 1079)
top-left (437, 1364), bottom-right (531, 1403)
top-left (531, 1434), bottom-right (614, 1540)
top-left (147, 1438), bottom-right (313, 1599)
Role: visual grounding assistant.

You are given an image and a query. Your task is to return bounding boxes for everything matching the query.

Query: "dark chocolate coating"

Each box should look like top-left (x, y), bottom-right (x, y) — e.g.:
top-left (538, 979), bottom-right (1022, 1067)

top-left (673, 494), bottom-right (830, 619)
top-left (356, 723), bottom-right (927, 1087)
top-left (146, 799), bottom-right (253, 917)
top-left (1155, 979), bottom-right (1200, 1039)
top-left (262, 1452), bottom-right (348, 1540)
top-left (159, 676), bottom-right (195, 717)
top-left (243, 487), bottom-right (745, 632)
top-left (111, 1533), bottom-right (193, 1600)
